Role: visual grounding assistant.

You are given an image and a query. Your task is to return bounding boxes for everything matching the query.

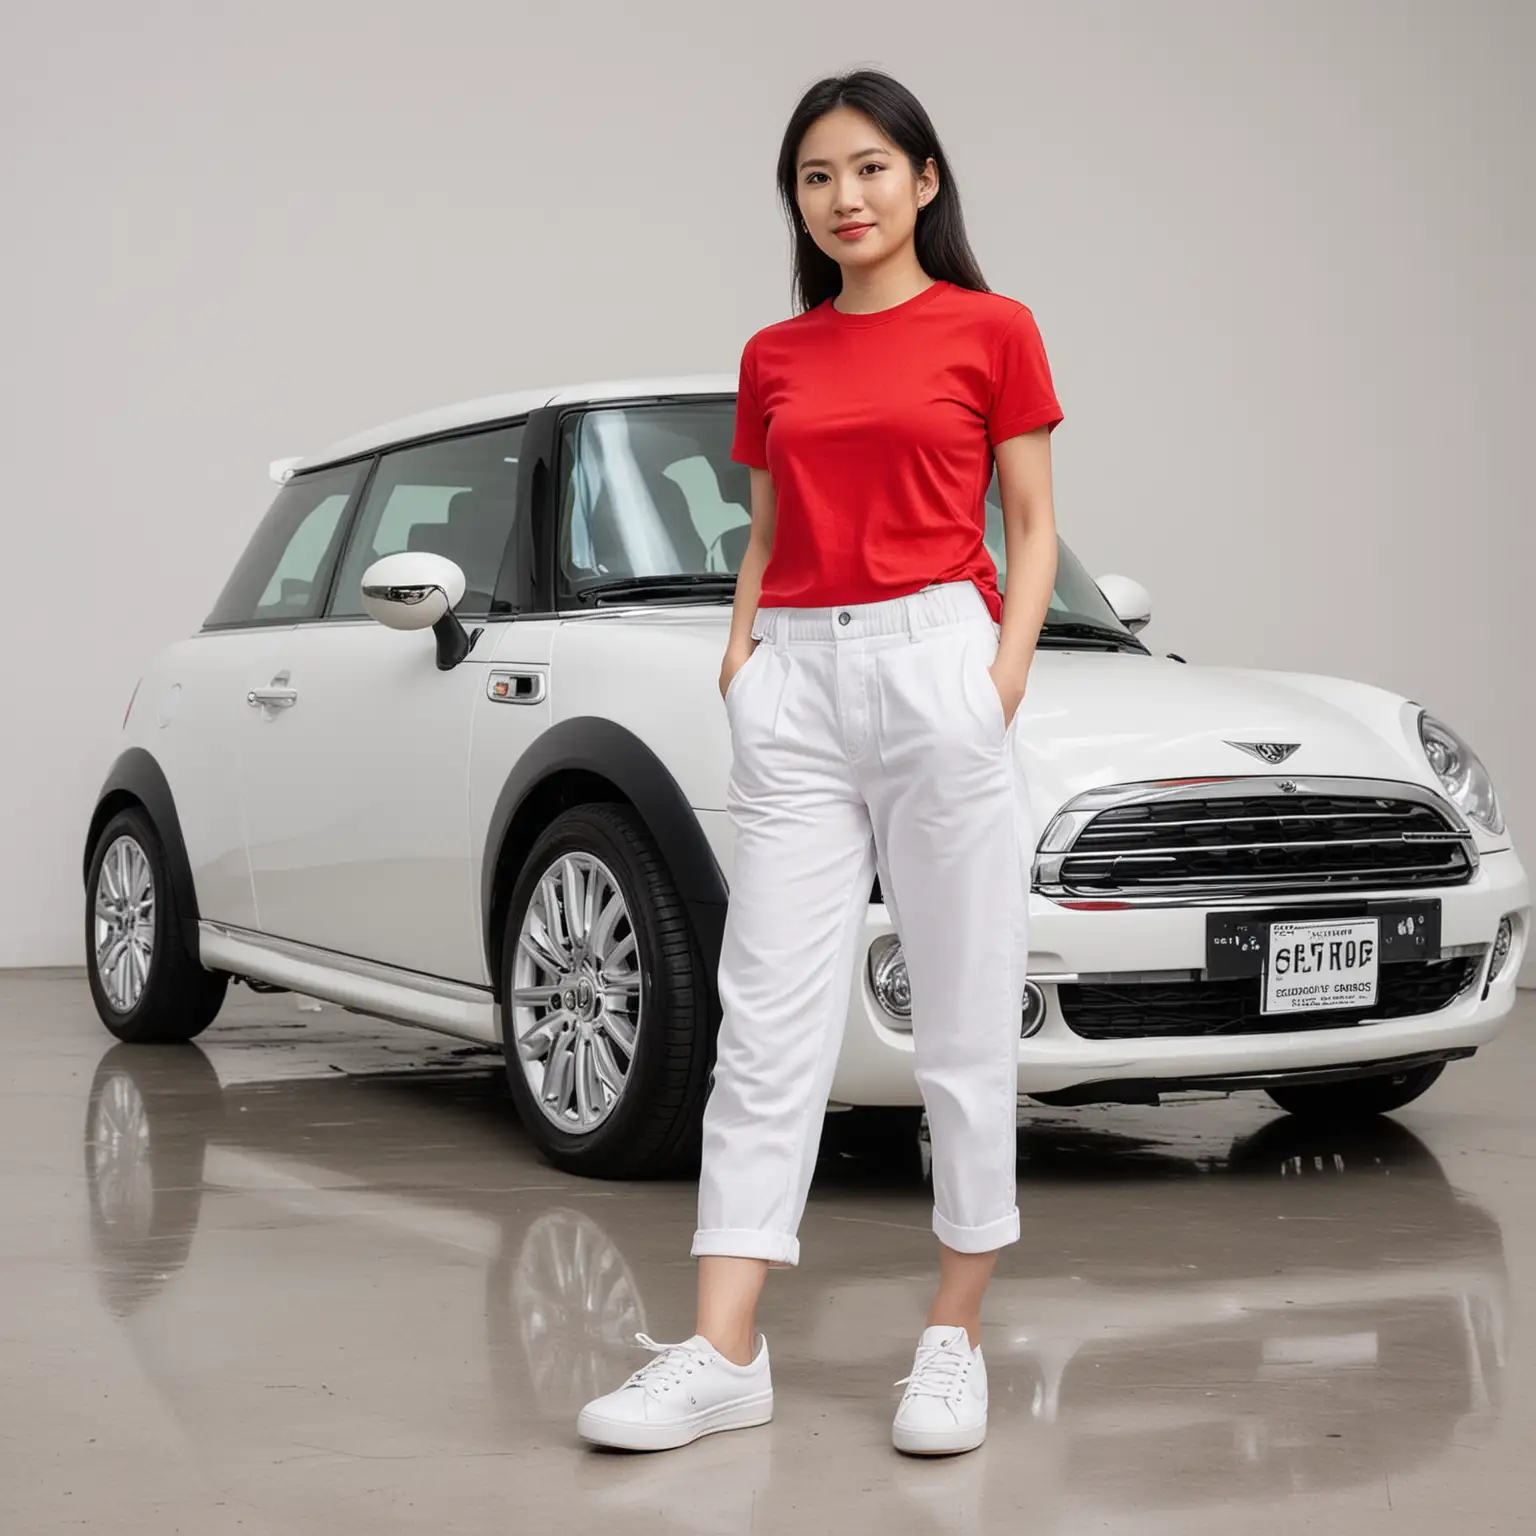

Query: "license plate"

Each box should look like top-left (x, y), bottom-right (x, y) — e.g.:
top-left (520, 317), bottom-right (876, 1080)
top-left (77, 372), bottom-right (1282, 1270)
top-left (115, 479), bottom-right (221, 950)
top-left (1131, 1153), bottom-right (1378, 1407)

top-left (1263, 917), bottom-right (1379, 1014)
top-left (1206, 901), bottom-right (1439, 980)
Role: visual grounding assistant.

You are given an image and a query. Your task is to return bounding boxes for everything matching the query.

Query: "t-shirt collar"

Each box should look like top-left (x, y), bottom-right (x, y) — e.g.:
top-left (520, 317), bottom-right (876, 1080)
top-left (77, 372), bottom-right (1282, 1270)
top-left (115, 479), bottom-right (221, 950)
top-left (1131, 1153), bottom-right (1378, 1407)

top-left (821, 279), bottom-right (950, 328)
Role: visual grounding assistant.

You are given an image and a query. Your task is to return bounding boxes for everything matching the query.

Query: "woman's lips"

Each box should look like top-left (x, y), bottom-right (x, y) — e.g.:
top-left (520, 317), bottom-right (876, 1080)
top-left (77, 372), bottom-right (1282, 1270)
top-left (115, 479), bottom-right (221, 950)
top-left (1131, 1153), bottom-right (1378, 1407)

top-left (834, 224), bottom-right (874, 241)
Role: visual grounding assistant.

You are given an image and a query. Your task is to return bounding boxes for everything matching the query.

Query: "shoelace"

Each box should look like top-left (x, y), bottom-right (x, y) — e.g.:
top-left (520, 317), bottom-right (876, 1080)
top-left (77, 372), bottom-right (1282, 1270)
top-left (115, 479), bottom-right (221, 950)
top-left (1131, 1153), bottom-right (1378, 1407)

top-left (622, 1333), bottom-right (714, 1396)
top-left (895, 1340), bottom-right (971, 1402)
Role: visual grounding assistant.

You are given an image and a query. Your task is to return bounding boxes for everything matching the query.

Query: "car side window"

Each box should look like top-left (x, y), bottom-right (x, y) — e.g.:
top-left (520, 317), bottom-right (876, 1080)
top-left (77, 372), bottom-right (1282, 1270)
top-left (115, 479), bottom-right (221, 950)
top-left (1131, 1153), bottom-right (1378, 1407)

top-left (328, 423), bottom-right (525, 619)
top-left (203, 463), bottom-right (364, 629)
top-left (557, 403), bottom-right (751, 594)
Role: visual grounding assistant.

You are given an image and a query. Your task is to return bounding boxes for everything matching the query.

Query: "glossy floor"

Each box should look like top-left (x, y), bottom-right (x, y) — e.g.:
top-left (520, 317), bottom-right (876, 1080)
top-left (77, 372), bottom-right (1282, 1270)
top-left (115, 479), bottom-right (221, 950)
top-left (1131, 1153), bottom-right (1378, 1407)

top-left (4, 971), bottom-right (1534, 1533)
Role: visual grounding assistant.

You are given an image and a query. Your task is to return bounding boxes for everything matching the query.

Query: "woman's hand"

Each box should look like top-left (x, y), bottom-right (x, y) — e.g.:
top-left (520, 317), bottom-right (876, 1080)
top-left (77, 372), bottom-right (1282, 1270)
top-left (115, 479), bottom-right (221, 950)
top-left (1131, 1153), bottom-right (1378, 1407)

top-left (987, 658), bottom-right (1029, 728)
top-left (720, 640), bottom-right (759, 700)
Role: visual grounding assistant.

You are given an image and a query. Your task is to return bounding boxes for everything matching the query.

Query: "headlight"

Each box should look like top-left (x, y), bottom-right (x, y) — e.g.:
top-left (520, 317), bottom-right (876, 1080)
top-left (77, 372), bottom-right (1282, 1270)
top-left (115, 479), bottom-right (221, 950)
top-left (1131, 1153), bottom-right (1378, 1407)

top-left (1418, 710), bottom-right (1504, 834)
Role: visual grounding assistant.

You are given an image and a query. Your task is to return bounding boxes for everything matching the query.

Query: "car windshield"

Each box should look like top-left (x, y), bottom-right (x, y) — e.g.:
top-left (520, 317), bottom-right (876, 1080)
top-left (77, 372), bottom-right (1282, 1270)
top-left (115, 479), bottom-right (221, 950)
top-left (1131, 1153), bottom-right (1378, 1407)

top-left (559, 398), bottom-right (1135, 639)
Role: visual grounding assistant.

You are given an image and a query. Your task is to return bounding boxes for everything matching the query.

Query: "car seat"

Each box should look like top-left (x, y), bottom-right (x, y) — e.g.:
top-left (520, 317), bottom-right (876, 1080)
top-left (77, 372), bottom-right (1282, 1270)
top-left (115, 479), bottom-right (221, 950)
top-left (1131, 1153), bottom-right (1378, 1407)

top-left (405, 487), bottom-right (514, 611)
top-left (583, 476), bottom-right (707, 579)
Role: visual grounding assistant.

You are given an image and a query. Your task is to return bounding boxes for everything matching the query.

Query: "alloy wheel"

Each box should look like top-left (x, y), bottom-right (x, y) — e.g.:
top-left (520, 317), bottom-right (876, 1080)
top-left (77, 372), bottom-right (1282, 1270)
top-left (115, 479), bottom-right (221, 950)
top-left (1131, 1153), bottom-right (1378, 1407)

top-left (510, 853), bottom-right (643, 1132)
top-left (94, 837), bottom-right (156, 1013)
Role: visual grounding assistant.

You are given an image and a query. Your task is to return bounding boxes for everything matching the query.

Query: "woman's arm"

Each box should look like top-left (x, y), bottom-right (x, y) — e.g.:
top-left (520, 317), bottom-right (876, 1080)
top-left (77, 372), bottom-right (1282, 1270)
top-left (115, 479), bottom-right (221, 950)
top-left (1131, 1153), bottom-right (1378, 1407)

top-left (720, 467), bottom-right (778, 698)
top-left (989, 425), bottom-right (1058, 723)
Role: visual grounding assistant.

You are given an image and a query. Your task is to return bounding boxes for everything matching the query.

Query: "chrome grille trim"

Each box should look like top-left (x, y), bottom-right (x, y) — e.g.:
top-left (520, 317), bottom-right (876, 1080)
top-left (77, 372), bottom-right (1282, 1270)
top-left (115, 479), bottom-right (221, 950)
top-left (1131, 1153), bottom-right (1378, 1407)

top-left (1034, 776), bottom-right (1477, 904)
top-left (1068, 834), bottom-right (1464, 860)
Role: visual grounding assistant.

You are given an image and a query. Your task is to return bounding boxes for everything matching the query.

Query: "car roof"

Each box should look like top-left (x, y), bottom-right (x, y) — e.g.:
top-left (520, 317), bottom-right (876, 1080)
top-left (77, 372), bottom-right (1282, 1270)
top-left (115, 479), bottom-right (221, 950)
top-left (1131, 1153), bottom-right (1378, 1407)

top-left (284, 373), bottom-right (737, 478)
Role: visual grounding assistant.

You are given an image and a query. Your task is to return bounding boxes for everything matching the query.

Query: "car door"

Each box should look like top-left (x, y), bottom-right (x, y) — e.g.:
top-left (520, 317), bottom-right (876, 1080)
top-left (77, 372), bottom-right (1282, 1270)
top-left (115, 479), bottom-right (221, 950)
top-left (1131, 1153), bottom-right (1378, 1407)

top-left (239, 421), bottom-right (546, 985)
top-left (167, 461), bottom-right (366, 930)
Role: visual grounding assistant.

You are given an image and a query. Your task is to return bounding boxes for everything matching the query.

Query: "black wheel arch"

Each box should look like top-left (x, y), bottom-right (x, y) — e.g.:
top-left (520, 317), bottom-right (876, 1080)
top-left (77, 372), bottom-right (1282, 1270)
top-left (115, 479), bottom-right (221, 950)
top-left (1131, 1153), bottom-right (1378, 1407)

top-left (481, 717), bottom-right (728, 1003)
top-left (84, 748), bottom-right (202, 955)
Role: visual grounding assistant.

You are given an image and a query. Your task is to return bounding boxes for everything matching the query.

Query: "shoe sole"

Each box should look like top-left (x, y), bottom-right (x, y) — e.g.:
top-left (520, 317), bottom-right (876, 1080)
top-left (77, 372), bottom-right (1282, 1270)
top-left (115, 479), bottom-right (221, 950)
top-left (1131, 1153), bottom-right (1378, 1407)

top-left (578, 1389), bottom-right (774, 1452)
top-left (892, 1419), bottom-right (987, 1456)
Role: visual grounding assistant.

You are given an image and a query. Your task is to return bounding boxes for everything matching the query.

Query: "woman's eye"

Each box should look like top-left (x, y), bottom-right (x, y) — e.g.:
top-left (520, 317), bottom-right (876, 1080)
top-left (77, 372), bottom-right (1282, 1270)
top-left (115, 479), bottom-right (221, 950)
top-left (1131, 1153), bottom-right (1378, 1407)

top-left (803, 165), bottom-right (882, 184)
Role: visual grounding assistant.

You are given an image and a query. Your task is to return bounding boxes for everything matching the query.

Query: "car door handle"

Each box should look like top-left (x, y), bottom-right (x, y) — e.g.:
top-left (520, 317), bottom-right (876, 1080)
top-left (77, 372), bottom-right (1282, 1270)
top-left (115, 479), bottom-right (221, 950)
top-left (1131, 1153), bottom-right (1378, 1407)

top-left (247, 686), bottom-right (299, 709)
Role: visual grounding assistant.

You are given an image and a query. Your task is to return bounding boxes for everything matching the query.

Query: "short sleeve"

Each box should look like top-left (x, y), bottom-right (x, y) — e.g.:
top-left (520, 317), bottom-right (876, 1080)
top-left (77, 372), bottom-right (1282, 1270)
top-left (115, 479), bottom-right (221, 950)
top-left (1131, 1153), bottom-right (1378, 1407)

top-left (987, 306), bottom-right (1063, 446)
top-left (730, 335), bottom-right (769, 468)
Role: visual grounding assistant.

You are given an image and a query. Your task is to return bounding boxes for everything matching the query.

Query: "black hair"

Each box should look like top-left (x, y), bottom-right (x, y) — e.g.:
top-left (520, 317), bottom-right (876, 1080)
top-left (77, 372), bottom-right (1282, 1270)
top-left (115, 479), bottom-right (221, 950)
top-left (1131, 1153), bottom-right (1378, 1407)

top-left (775, 69), bottom-right (991, 314)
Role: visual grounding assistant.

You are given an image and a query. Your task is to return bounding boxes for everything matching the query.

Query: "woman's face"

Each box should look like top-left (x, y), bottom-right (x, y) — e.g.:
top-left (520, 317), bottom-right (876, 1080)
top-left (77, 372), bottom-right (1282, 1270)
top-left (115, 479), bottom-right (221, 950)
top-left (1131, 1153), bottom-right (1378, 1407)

top-left (794, 106), bottom-right (937, 268)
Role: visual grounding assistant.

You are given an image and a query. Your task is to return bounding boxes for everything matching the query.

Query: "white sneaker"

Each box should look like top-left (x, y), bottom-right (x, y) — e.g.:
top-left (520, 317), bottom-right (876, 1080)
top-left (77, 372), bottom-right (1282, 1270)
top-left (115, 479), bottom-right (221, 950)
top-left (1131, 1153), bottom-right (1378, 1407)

top-left (892, 1325), bottom-right (988, 1455)
top-left (577, 1332), bottom-right (773, 1451)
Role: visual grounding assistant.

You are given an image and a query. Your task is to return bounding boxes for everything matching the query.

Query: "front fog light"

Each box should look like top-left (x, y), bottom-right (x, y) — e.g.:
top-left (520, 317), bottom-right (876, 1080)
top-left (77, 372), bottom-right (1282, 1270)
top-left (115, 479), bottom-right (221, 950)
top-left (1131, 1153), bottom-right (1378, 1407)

top-left (1489, 915), bottom-right (1515, 983)
top-left (870, 937), bottom-right (1048, 1039)
top-left (1021, 981), bottom-right (1047, 1037)
top-left (1418, 710), bottom-right (1504, 834)
top-left (869, 937), bottom-right (912, 1023)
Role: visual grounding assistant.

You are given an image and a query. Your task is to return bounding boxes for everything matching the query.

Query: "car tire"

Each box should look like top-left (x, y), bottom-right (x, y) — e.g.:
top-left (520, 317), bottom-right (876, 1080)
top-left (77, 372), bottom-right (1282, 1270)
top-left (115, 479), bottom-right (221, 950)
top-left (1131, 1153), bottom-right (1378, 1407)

top-left (85, 807), bottom-right (228, 1043)
top-left (1264, 1061), bottom-right (1446, 1121)
top-left (498, 803), bottom-right (712, 1180)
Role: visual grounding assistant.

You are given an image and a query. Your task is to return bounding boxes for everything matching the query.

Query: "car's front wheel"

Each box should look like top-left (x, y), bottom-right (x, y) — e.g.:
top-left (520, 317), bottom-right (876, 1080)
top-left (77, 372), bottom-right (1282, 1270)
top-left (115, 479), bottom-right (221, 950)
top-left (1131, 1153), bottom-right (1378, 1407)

top-left (85, 808), bottom-right (228, 1042)
top-left (498, 804), bottom-right (712, 1178)
top-left (1265, 1060), bottom-right (1446, 1121)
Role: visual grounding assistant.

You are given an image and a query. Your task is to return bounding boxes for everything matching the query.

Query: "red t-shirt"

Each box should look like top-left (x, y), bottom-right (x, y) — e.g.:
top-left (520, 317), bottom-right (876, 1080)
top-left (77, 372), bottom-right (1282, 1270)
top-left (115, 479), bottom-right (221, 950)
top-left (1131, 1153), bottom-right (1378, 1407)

top-left (730, 279), bottom-right (1062, 623)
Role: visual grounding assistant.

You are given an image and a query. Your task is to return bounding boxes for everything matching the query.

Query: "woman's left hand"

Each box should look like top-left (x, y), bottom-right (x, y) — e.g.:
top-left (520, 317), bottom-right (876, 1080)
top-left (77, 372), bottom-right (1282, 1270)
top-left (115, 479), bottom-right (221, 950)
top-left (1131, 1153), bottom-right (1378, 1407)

top-left (988, 660), bottom-right (1029, 729)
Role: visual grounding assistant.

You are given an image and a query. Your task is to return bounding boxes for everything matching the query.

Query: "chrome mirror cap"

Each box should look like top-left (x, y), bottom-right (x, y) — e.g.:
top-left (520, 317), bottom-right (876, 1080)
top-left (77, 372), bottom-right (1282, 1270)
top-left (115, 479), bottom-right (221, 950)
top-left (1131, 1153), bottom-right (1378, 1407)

top-left (360, 552), bottom-right (467, 632)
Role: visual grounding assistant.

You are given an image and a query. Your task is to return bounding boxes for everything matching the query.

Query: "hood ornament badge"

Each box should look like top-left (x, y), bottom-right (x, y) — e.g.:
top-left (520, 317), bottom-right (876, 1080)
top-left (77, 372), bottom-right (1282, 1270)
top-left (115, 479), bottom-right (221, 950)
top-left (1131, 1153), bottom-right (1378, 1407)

top-left (1226, 740), bottom-right (1300, 766)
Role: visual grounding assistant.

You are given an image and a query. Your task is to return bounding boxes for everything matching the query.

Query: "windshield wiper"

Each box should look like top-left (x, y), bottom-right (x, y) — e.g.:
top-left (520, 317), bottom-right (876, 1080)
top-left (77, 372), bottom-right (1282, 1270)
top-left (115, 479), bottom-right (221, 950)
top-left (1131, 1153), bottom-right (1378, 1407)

top-left (573, 574), bottom-right (738, 606)
top-left (1038, 619), bottom-right (1146, 652)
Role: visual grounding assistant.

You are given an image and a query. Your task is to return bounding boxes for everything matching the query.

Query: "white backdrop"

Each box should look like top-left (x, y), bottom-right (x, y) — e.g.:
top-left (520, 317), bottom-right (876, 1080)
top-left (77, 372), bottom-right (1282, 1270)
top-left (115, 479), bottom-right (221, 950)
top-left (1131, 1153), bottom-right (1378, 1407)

top-left (2, 0), bottom-right (1530, 981)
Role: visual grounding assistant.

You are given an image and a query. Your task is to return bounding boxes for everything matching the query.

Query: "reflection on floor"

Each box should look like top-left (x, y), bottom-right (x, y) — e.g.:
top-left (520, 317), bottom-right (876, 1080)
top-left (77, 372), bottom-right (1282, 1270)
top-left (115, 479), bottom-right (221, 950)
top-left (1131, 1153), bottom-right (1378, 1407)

top-left (4, 974), bottom-right (1533, 1534)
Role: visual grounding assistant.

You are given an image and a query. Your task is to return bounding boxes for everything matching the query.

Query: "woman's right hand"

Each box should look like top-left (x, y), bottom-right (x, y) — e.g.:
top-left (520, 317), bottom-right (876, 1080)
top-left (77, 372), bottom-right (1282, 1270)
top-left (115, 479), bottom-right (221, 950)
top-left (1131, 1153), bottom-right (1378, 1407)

top-left (719, 640), bottom-right (759, 700)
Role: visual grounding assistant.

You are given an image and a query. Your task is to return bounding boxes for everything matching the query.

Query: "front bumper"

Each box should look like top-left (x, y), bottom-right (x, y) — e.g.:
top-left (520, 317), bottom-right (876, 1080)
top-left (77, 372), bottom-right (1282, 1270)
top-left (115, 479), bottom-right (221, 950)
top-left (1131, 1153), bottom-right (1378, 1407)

top-left (828, 848), bottom-right (1530, 1107)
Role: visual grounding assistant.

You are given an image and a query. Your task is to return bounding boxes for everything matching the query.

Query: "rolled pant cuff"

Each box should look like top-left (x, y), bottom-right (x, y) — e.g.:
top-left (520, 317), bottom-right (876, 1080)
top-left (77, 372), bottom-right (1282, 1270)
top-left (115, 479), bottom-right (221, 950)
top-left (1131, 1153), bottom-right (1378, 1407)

top-left (932, 1207), bottom-right (1020, 1254)
top-left (691, 1228), bottom-right (801, 1266)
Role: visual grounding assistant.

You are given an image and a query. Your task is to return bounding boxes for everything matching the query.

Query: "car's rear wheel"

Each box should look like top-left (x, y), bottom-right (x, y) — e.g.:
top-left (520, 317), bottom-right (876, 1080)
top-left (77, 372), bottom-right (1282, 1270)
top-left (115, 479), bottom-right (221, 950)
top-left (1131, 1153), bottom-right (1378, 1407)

top-left (499, 803), bottom-right (712, 1178)
top-left (1265, 1061), bottom-right (1446, 1121)
top-left (85, 808), bottom-right (227, 1042)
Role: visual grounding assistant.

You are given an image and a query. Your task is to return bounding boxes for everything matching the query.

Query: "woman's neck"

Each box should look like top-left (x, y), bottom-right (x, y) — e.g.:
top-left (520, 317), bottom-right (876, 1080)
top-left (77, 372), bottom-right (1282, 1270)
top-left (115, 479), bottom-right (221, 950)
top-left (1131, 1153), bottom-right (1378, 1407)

top-left (832, 258), bottom-right (936, 315)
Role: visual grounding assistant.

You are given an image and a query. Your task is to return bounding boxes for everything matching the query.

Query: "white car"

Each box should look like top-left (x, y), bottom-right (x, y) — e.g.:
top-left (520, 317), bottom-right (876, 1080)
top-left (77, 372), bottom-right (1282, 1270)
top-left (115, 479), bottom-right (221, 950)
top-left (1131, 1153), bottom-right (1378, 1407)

top-left (83, 377), bottom-right (1530, 1176)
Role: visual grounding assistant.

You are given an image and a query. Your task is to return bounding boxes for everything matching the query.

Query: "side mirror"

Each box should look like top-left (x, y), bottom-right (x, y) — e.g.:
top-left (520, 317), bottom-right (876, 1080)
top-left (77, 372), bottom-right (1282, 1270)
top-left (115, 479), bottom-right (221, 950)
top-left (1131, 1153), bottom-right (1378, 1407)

top-left (1095, 573), bottom-right (1152, 634)
top-left (360, 552), bottom-right (480, 670)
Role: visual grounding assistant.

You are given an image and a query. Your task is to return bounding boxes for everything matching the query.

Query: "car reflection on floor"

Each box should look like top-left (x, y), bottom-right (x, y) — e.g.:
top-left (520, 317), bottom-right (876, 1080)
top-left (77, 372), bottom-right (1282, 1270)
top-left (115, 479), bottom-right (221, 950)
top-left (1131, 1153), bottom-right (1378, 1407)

top-left (83, 1038), bottom-right (1506, 1519)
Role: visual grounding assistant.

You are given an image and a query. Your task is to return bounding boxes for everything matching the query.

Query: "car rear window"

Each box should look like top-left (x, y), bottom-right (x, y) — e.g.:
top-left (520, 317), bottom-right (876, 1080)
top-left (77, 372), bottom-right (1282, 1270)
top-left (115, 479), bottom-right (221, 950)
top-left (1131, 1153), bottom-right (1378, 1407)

top-left (204, 463), bottom-right (365, 629)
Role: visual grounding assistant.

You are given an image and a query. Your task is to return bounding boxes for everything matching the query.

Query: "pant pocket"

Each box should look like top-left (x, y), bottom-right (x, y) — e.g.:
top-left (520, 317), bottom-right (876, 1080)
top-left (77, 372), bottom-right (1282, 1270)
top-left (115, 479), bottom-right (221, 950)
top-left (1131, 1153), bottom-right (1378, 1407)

top-left (958, 628), bottom-right (1007, 742)
top-left (723, 641), bottom-right (765, 710)
top-left (727, 644), bottom-right (789, 746)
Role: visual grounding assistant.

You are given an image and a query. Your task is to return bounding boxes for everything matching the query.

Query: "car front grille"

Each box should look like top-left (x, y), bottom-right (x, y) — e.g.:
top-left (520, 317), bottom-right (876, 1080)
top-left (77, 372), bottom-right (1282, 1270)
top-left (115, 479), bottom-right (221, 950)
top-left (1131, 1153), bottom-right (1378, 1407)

top-left (1058, 956), bottom-right (1481, 1040)
top-left (1035, 779), bottom-right (1476, 901)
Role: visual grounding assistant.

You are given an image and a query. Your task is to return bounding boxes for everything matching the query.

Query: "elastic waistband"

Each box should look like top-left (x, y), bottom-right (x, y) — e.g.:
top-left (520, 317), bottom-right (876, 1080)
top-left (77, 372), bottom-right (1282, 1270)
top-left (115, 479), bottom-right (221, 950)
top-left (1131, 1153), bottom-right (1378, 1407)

top-left (751, 581), bottom-right (995, 647)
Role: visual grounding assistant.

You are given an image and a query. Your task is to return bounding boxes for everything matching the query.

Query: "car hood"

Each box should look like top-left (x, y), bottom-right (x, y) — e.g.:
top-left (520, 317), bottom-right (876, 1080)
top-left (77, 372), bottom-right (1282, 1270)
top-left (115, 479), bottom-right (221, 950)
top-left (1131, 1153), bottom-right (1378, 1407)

top-left (1011, 651), bottom-right (1435, 808)
top-left (556, 612), bottom-right (1442, 824)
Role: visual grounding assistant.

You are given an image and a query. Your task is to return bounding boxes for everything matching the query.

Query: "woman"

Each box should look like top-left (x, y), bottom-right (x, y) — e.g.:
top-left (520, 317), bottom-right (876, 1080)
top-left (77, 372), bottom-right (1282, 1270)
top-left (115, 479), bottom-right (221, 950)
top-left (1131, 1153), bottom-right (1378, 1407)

top-left (578, 68), bottom-right (1061, 1457)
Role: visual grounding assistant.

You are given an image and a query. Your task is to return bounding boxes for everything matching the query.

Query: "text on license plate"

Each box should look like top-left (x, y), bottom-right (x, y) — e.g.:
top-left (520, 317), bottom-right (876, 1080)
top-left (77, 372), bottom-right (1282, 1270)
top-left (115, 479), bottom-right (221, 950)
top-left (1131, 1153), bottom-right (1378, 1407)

top-left (1263, 917), bottom-right (1380, 1014)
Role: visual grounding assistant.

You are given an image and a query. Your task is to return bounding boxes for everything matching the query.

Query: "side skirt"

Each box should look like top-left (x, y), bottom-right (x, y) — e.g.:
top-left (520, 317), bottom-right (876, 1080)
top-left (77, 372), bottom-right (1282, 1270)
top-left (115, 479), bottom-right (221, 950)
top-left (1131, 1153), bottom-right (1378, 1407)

top-left (198, 922), bottom-right (500, 1046)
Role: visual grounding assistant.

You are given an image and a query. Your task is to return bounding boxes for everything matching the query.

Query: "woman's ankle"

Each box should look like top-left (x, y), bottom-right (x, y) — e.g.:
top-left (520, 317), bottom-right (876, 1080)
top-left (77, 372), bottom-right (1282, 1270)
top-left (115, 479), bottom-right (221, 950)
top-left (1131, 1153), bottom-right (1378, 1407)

top-left (926, 1310), bottom-right (982, 1350)
top-left (698, 1327), bottom-right (758, 1367)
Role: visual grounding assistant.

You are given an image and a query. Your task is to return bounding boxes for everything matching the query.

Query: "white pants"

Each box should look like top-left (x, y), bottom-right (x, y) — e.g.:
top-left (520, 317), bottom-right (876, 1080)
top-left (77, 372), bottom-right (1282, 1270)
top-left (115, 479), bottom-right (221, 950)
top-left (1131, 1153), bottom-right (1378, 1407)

top-left (693, 580), bottom-right (1033, 1266)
